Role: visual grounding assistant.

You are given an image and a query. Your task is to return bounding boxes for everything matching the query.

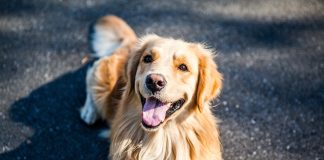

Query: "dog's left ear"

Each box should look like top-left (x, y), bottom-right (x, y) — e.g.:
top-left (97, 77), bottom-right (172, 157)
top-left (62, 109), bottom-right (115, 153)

top-left (194, 44), bottom-right (223, 112)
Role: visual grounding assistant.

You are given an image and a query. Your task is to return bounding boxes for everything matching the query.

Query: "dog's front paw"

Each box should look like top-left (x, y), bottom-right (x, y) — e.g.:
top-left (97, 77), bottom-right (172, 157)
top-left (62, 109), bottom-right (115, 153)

top-left (80, 103), bottom-right (99, 125)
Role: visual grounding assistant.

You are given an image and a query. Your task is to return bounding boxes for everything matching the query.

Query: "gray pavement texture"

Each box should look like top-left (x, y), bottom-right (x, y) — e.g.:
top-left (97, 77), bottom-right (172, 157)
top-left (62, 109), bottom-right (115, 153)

top-left (0, 0), bottom-right (324, 159)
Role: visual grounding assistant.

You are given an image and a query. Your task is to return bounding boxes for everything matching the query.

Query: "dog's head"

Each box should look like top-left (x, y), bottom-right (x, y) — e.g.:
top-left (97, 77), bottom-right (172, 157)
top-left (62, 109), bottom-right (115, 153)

top-left (125, 35), bottom-right (222, 131)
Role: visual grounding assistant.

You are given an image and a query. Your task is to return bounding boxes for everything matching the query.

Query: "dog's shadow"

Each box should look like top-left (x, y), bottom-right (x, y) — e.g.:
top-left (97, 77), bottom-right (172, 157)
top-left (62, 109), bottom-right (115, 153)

top-left (0, 63), bottom-right (109, 160)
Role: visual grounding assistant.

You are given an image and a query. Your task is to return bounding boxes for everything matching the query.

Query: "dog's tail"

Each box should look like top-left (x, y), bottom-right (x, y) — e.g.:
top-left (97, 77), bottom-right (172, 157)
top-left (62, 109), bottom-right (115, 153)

top-left (88, 15), bottom-right (137, 58)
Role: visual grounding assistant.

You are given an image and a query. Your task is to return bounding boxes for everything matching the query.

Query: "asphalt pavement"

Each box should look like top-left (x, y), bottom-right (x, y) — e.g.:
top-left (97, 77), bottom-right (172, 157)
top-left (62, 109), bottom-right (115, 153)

top-left (0, 0), bottom-right (323, 159)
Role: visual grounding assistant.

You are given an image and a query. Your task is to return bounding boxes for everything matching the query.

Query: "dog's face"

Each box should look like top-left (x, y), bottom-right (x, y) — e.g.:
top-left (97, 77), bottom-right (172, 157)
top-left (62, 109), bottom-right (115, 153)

top-left (126, 35), bottom-right (222, 131)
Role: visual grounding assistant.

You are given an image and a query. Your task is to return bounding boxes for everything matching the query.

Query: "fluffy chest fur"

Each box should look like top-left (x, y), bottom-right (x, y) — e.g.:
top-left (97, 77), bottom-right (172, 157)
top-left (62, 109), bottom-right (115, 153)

top-left (110, 105), bottom-right (222, 160)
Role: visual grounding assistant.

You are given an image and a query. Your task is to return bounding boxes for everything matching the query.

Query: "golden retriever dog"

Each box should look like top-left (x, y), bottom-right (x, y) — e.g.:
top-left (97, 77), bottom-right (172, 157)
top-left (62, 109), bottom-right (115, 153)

top-left (80, 15), bottom-right (223, 160)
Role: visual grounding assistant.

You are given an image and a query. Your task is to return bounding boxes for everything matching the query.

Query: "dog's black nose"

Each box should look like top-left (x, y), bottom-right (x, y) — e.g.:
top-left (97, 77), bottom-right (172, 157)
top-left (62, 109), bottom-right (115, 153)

top-left (145, 74), bottom-right (167, 93)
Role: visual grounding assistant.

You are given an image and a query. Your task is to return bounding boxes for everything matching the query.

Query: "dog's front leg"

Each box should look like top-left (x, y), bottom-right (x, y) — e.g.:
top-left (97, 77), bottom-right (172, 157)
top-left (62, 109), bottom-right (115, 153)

top-left (80, 67), bottom-right (99, 125)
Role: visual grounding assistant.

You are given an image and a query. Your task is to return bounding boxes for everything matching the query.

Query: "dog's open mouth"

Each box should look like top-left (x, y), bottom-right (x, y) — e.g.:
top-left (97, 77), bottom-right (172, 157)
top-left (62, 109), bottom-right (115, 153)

top-left (140, 95), bottom-right (185, 129)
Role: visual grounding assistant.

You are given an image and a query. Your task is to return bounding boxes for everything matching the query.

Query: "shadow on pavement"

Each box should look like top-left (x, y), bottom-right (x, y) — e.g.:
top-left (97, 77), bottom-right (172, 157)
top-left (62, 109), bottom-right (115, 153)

top-left (1, 63), bottom-right (108, 160)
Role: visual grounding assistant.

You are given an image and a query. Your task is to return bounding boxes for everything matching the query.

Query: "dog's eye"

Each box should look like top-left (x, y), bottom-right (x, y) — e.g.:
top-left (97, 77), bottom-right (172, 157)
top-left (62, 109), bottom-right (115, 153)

top-left (143, 55), bottom-right (153, 63)
top-left (178, 64), bottom-right (188, 72)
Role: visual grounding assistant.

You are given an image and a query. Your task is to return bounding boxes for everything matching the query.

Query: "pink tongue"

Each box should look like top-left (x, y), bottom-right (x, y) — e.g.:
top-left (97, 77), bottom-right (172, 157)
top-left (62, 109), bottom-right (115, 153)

top-left (142, 98), bottom-right (169, 127)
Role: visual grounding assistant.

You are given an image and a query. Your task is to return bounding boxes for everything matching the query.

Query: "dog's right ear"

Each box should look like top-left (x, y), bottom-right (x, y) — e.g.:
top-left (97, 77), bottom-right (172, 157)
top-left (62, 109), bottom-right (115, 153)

top-left (125, 34), bottom-right (160, 95)
top-left (125, 48), bottom-right (143, 95)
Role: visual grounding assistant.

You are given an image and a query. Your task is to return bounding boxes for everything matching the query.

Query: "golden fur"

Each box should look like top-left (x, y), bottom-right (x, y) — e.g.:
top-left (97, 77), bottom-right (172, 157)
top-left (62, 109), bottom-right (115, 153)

top-left (82, 15), bottom-right (223, 160)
